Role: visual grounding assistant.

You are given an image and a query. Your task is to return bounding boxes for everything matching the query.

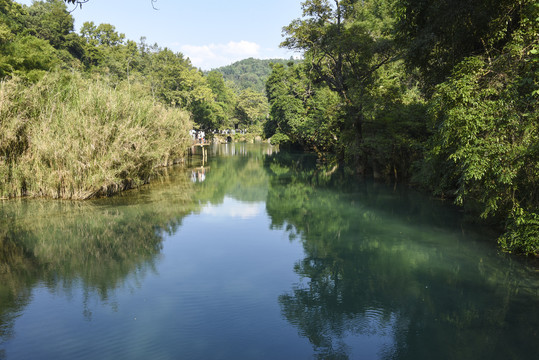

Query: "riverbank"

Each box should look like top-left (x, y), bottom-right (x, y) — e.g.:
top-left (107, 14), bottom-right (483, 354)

top-left (0, 72), bottom-right (193, 200)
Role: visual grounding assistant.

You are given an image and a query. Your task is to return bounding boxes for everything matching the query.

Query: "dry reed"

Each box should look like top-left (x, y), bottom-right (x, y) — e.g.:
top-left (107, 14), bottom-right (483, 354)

top-left (0, 72), bottom-right (193, 199)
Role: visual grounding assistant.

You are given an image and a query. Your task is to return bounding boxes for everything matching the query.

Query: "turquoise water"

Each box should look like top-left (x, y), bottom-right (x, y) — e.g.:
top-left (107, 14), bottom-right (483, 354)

top-left (1, 143), bottom-right (537, 359)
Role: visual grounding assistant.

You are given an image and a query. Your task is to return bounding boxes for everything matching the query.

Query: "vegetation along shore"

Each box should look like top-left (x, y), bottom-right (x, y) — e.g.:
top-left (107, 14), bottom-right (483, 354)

top-left (0, 0), bottom-right (537, 256)
top-left (0, 0), bottom-right (268, 199)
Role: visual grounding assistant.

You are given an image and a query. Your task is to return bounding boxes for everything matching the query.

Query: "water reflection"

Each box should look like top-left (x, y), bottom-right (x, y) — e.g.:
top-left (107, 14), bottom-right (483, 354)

top-left (192, 143), bottom-right (271, 205)
top-left (0, 145), bottom-right (537, 360)
top-left (191, 167), bottom-right (207, 183)
top-left (209, 142), bottom-right (278, 158)
top-left (265, 152), bottom-right (539, 360)
top-left (0, 143), bottom-right (276, 355)
top-left (0, 167), bottom-right (198, 342)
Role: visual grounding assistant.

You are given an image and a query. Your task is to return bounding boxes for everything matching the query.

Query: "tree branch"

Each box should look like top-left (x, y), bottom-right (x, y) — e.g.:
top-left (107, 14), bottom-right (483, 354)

top-left (63, 1), bottom-right (159, 10)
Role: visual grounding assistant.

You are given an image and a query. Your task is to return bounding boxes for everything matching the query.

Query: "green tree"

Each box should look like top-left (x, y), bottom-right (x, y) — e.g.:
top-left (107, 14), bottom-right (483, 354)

top-left (24, 0), bottom-right (74, 49)
top-left (146, 49), bottom-right (213, 118)
top-left (282, 0), bottom-right (400, 164)
top-left (0, 0), bottom-right (26, 35)
top-left (23, 0), bottom-right (85, 61)
top-left (265, 62), bottom-right (342, 153)
top-left (5, 35), bottom-right (60, 80)
top-left (235, 88), bottom-right (269, 130)
top-left (265, 62), bottom-right (309, 146)
top-left (1, 0), bottom-right (67, 78)
top-left (206, 70), bottom-right (238, 129)
top-left (80, 21), bottom-right (126, 71)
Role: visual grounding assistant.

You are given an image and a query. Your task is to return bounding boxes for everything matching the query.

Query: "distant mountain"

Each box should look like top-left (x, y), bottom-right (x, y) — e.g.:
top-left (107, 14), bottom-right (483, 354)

top-left (211, 57), bottom-right (301, 93)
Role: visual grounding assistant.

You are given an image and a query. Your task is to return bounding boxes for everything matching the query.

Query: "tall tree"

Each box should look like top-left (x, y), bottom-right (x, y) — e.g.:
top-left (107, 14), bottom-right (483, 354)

top-left (281, 0), bottom-right (399, 164)
top-left (265, 62), bottom-right (342, 153)
top-left (235, 88), bottom-right (269, 129)
top-left (25, 0), bottom-right (74, 49)
top-left (206, 70), bottom-right (238, 128)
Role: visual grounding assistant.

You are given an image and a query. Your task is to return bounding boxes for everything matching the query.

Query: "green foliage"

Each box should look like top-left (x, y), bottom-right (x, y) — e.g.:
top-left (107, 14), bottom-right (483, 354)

top-left (276, 0), bottom-right (538, 255)
top-left (235, 88), bottom-right (269, 129)
top-left (424, 53), bottom-right (538, 254)
top-left (0, 0), bottom-right (26, 35)
top-left (275, 0), bottom-right (427, 174)
top-left (6, 35), bottom-right (61, 79)
top-left (499, 210), bottom-right (539, 256)
top-left (145, 48), bottom-right (211, 107)
top-left (395, 0), bottom-right (529, 92)
top-left (213, 57), bottom-right (300, 93)
top-left (359, 60), bottom-right (428, 180)
top-left (281, 0), bottom-right (414, 165)
top-left (415, 1), bottom-right (539, 255)
top-left (24, 0), bottom-right (74, 49)
top-left (79, 21), bottom-right (129, 71)
top-left (265, 62), bottom-right (342, 152)
top-left (268, 131), bottom-right (290, 146)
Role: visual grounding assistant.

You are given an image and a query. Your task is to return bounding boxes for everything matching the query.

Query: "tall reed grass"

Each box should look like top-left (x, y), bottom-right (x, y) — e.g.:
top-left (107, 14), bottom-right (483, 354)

top-left (0, 72), bottom-right (192, 199)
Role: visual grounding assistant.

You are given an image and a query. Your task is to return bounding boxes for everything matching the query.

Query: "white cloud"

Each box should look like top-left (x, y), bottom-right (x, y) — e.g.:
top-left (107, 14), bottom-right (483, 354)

top-left (201, 198), bottom-right (264, 220)
top-left (179, 40), bottom-right (261, 70)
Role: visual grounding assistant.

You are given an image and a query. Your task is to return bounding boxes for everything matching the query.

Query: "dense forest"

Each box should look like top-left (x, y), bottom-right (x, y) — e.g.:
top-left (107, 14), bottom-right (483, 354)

top-left (265, 0), bottom-right (538, 255)
top-left (0, 0), bottom-right (537, 255)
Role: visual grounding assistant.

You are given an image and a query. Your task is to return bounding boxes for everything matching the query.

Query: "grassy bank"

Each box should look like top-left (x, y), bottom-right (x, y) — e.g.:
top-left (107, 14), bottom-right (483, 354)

top-left (0, 72), bottom-right (192, 199)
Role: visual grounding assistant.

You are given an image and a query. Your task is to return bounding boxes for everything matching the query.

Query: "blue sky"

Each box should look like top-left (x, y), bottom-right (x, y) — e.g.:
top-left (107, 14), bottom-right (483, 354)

top-left (17, 0), bottom-right (304, 69)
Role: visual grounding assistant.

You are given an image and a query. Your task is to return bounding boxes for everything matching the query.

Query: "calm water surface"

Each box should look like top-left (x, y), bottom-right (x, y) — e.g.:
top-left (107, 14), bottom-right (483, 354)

top-left (1, 143), bottom-right (538, 360)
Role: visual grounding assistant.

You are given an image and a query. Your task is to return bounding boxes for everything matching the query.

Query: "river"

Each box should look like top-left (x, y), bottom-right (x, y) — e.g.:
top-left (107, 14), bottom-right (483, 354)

top-left (0, 143), bottom-right (537, 360)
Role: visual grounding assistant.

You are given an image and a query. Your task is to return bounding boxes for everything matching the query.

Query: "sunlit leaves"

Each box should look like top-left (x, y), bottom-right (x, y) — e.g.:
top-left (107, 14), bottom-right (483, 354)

top-left (428, 51), bottom-right (538, 254)
top-left (265, 62), bottom-right (341, 152)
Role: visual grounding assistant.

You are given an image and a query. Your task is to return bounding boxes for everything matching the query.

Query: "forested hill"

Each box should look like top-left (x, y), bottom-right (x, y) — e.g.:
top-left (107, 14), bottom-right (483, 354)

top-left (212, 58), bottom-right (301, 93)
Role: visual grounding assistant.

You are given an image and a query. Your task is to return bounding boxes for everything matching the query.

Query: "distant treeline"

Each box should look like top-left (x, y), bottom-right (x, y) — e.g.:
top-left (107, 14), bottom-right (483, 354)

top-left (265, 0), bottom-right (538, 255)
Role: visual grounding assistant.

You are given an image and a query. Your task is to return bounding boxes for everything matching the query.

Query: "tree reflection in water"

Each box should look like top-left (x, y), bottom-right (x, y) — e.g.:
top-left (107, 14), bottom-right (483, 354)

top-left (0, 146), bottom-right (537, 360)
top-left (265, 152), bottom-right (539, 360)
top-left (0, 143), bottom-right (274, 348)
top-left (0, 166), bottom-right (197, 341)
